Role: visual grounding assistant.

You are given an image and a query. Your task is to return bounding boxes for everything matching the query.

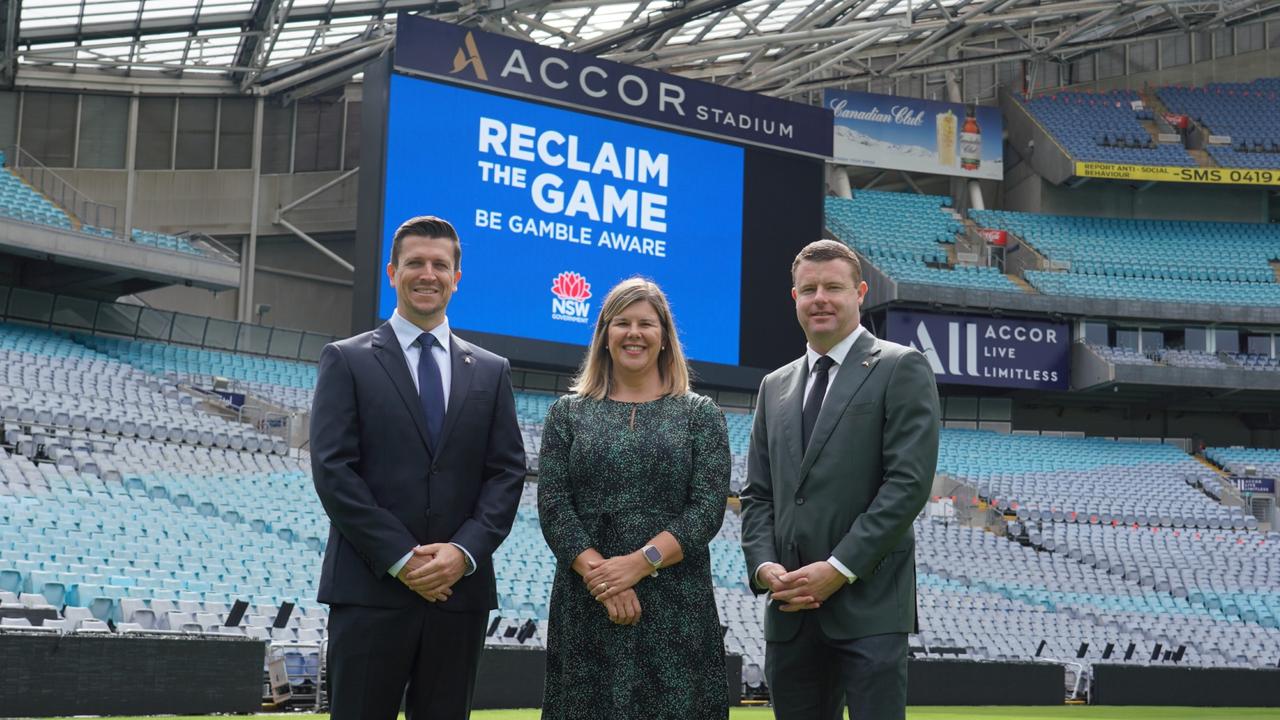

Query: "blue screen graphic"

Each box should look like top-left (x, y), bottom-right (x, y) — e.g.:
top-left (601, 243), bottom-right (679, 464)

top-left (380, 74), bottom-right (745, 366)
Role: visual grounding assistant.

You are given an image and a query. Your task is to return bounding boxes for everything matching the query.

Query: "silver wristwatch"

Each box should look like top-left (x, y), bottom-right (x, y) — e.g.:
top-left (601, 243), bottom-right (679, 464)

top-left (641, 544), bottom-right (663, 576)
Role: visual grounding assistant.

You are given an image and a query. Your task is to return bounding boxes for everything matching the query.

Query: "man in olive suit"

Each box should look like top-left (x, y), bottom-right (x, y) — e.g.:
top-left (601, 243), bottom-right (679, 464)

top-left (740, 239), bottom-right (940, 720)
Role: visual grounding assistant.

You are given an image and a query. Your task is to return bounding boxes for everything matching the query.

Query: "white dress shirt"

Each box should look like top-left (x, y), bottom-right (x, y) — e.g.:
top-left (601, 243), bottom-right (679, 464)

top-left (385, 310), bottom-right (475, 578)
top-left (755, 324), bottom-right (867, 589)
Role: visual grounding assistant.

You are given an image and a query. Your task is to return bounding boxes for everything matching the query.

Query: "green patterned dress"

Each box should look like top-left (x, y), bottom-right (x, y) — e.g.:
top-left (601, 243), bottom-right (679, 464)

top-left (537, 393), bottom-right (731, 720)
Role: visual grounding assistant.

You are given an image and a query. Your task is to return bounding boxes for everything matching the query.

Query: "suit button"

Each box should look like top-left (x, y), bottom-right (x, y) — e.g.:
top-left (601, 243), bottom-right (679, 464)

top-left (795, 497), bottom-right (805, 506)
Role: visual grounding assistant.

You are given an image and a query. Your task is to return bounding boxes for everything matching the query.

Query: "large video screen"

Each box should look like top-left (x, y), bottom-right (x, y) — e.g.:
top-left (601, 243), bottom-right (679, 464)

top-left (379, 74), bottom-right (745, 366)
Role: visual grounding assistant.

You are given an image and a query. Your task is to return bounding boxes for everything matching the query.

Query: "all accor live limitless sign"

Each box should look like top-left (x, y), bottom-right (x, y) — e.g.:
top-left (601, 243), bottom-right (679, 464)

top-left (392, 13), bottom-right (833, 158)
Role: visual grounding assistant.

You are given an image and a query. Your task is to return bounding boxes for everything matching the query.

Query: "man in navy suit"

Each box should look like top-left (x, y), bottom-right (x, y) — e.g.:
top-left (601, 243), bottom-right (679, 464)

top-left (311, 215), bottom-right (526, 719)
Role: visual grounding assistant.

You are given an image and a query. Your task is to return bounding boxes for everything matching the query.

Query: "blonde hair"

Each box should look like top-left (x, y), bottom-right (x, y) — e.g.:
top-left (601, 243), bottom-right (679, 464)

top-left (570, 277), bottom-right (691, 400)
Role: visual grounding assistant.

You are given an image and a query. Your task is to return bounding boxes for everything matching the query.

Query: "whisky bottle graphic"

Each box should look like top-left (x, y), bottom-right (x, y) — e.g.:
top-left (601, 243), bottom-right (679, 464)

top-left (960, 105), bottom-right (981, 171)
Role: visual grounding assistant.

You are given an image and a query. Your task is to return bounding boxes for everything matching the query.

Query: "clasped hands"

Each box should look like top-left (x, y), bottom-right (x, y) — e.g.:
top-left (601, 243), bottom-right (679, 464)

top-left (397, 543), bottom-right (467, 602)
top-left (582, 551), bottom-right (651, 626)
top-left (758, 560), bottom-right (848, 612)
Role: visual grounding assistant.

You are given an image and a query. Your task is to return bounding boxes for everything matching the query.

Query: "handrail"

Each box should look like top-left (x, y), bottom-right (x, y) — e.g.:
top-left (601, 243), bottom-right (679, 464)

top-left (179, 230), bottom-right (241, 262)
top-left (3, 144), bottom-right (121, 236)
top-left (0, 284), bottom-right (335, 363)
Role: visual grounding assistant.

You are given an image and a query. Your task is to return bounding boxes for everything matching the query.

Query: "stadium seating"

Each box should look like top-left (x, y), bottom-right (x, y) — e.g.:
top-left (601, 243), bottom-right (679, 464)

top-left (0, 151), bottom-right (220, 257)
top-left (1020, 90), bottom-right (1196, 166)
top-left (940, 430), bottom-right (1254, 530)
top-left (1206, 446), bottom-right (1280, 478)
top-left (77, 335), bottom-right (317, 412)
top-left (1230, 353), bottom-right (1280, 371)
top-left (0, 151), bottom-right (74, 231)
top-left (131, 228), bottom-right (208, 257)
top-left (825, 192), bottom-right (1023, 293)
top-left (970, 209), bottom-right (1280, 307)
top-left (1089, 345), bottom-right (1158, 366)
top-left (1157, 79), bottom-right (1280, 169)
top-left (1090, 345), bottom-right (1280, 371)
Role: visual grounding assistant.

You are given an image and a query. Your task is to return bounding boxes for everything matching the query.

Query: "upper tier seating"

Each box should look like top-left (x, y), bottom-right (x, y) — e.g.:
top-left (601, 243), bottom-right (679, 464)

top-left (970, 209), bottom-right (1280, 307)
top-left (1089, 345), bottom-right (1158, 366)
top-left (0, 152), bottom-right (74, 231)
top-left (1090, 346), bottom-right (1280, 371)
top-left (1157, 79), bottom-right (1280, 169)
top-left (0, 151), bottom-right (214, 255)
top-left (78, 335), bottom-right (317, 412)
top-left (1230, 353), bottom-right (1280, 371)
top-left (1206, 446), bottom-right (1280, 478)
top-left (1021, 90), bottom-right (1196, 166)
top-left (825, 193), bottom-right (1022, 293)
top-left (131, 229), bottom-right (208, 257)
top-left (1, 324), bottom-right (285, 454)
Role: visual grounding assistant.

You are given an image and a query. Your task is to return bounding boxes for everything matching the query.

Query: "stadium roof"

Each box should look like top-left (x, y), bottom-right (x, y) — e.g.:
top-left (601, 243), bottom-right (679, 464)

top-left (3, 0), bottom-right (1279, 99)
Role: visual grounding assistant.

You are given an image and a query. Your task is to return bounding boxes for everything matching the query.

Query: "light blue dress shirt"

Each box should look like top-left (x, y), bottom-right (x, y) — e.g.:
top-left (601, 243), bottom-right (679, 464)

top-left (384, 309), bottom-right (475, 579)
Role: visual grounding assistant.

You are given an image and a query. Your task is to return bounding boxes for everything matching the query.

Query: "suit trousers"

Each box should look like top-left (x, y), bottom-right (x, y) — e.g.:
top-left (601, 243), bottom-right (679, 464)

top-left (765, 613), bottom-right (907, 720)
top-left (327, 601), bottom-right (489, 720)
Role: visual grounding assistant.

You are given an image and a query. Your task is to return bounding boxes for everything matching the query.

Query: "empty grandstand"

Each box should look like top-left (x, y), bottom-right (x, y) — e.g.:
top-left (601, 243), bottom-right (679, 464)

top-left (1020, 90), bottom-right (1197, 168)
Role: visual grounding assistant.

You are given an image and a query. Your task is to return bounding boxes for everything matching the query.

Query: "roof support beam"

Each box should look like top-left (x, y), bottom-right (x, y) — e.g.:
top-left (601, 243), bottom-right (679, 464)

top-left (741, 26), bottom-right (892, 90)
top-left (239, 0), bottom-right (295, 91)
top-left (573, 0), bottom-right (753, 55)
top-left (619, 0), bottom-right (1195, 66)
top-left (1039, 3), bottom-right (1125, 55)
top-left (772, 26), bottom-right (895, 92)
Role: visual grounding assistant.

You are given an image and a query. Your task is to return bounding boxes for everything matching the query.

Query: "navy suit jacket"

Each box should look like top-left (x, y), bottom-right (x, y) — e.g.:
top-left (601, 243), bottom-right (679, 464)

top-left (311, 321), bottom-right (526, 611)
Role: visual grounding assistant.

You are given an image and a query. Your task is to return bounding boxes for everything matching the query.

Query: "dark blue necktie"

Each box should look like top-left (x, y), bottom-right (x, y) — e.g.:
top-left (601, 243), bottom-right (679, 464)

top-left (417, 332), bottom-right (445, 453)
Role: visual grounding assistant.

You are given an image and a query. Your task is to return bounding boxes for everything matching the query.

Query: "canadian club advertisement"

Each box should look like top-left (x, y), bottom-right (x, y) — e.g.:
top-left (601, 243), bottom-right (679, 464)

top-left (825, 89), bottom-right (1003, 180)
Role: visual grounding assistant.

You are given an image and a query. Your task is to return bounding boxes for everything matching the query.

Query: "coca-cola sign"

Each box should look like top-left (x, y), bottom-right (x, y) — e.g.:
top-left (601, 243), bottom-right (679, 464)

top-left (978, 228), bottom-right (1008, 246)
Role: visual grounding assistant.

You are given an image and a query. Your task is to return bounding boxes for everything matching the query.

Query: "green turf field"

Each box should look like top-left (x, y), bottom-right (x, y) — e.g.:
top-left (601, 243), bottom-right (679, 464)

top-left (72, 708), bottom-right (1280, 720)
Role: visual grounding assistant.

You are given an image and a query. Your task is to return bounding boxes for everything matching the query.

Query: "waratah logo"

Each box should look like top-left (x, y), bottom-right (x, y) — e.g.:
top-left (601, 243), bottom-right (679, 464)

top-left (551, 272), bottom-right (592, 324)
top-left (551, 272), bottom-right (592, 301)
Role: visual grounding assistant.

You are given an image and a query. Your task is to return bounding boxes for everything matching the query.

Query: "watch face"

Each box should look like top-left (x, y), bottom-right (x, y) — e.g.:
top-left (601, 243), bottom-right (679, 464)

top-left (643, 546), bottom-right (662, 565)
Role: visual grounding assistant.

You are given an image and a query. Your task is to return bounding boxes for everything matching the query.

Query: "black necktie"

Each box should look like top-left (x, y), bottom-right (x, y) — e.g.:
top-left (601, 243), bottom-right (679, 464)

top-left (802, 355), bottom-right (835, 450)
top-left (417, 333), bottom-right (445, 453)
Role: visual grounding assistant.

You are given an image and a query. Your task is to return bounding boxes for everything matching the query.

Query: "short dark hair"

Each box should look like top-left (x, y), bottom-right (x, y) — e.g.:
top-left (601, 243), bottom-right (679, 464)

top-left (791, 239), bottom-right (863, 285)
top-left (391, 215), bottom-right (461, 269)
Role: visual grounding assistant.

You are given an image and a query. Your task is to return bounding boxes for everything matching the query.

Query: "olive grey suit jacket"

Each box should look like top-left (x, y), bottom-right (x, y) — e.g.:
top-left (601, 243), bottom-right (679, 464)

top-left (740, 329), bottom-right (940, 643)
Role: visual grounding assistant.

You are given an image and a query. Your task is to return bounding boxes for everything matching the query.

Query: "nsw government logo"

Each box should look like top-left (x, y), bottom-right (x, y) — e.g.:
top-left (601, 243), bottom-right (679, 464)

top-left (550, 271), bottom-right (592, 324)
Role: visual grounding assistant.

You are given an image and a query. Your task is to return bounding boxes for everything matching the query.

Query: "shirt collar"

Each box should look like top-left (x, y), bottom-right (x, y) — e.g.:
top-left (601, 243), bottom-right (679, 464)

top-left (806, 324), bottom-right (866, 370)
top-left (390, 309), bottom-right (451, 354)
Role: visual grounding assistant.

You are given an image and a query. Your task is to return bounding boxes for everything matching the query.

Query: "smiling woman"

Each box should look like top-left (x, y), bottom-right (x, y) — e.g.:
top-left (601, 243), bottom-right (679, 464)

top-left (535, 277), bottom-right (733, 720)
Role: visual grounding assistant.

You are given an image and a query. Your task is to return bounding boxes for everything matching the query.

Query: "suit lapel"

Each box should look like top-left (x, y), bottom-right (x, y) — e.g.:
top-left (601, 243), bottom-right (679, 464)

top-left (797, 331), bottom-right (883, 485)
top-left (372, 322), bottom-right (433, 453)
top-left (777, 358), bottom-right (807, 484)
top-left (436, 334), bottom-right (476, 453)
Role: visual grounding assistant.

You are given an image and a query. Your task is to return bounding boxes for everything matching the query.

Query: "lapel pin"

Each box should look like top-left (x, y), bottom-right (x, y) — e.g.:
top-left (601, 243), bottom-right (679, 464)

top-left (862, 360), bottom-right (871, 367)
top-left (464, 356), bottom-right (473, 365)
